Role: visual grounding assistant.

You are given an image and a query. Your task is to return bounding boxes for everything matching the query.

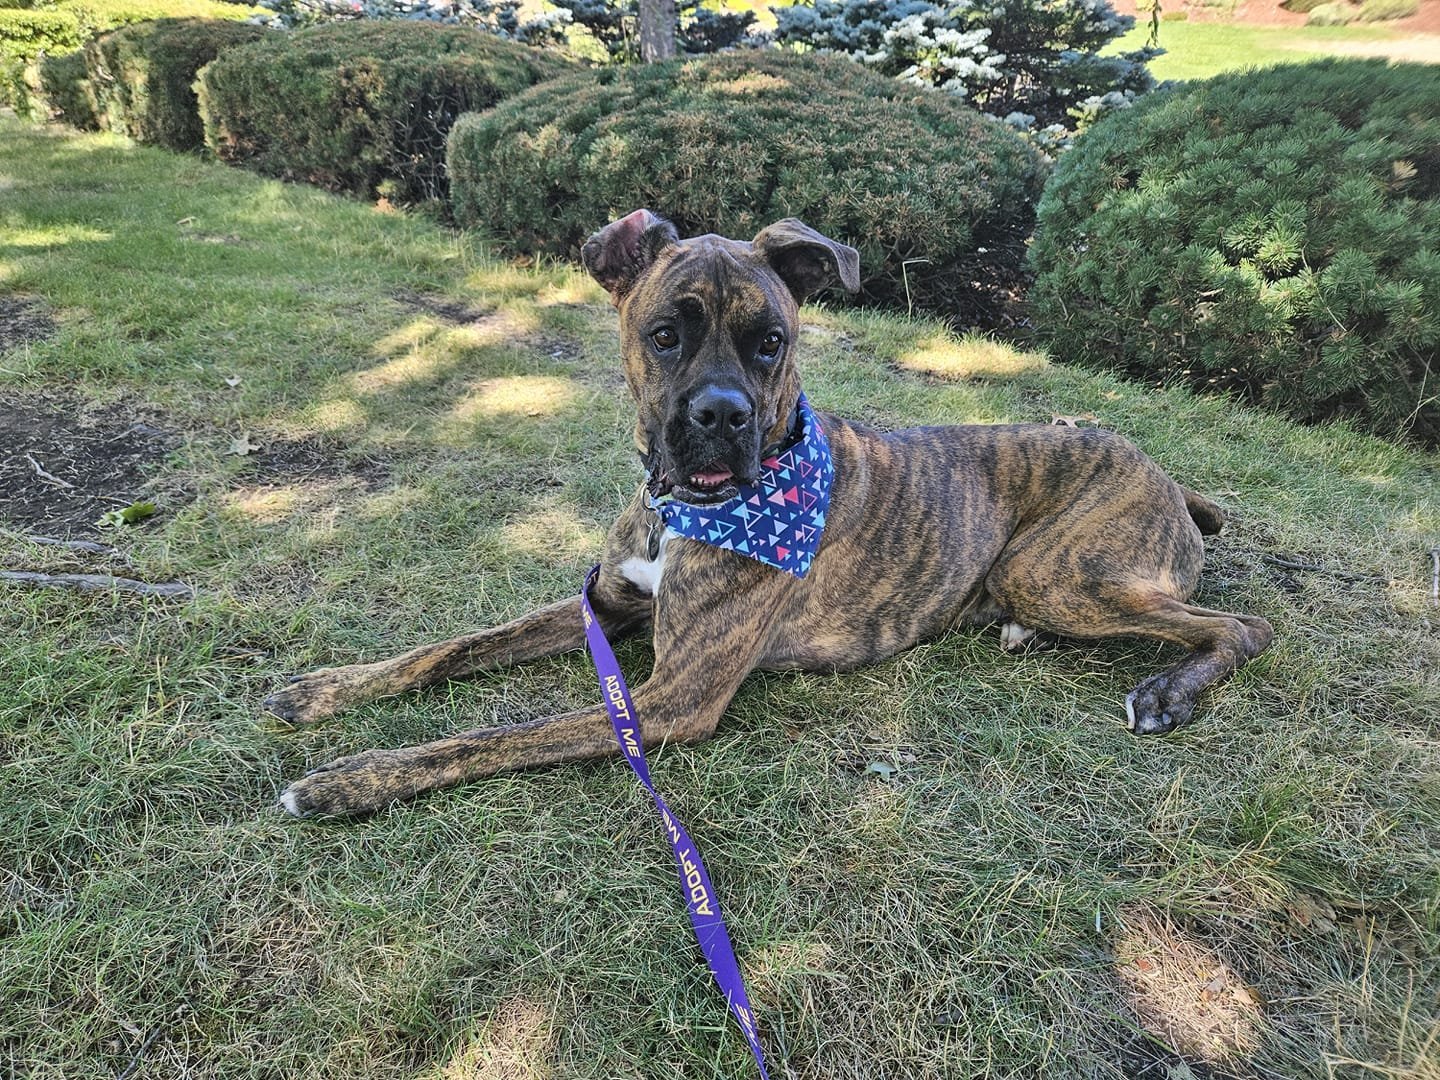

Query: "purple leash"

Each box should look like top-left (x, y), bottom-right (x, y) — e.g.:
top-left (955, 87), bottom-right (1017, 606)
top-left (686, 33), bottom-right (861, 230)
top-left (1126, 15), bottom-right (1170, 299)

top-left (580, 564), bottom-right (771, 1078)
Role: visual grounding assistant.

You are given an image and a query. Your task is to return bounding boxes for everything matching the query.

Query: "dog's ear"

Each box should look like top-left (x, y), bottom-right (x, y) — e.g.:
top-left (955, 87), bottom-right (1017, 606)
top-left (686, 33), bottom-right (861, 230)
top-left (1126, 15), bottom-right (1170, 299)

top-left (582, 209), bottom-right (680, 304)
top-left (752, 219), bottom-right (861, 303)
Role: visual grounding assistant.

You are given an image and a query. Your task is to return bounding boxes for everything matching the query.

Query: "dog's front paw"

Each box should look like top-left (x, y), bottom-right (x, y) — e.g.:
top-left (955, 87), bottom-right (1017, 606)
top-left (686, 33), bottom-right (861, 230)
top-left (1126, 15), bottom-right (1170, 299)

top-left (278, 749), bottom-right (409, 818)
top-left (1124, 673), bottom-right (1196, 736)
top-left (264, 666), bottom-right (375, 725)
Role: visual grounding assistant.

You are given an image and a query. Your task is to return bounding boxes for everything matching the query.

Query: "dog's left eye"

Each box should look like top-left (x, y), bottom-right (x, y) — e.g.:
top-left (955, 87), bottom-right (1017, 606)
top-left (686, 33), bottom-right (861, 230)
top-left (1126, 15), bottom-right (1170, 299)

top-left (650, 327), bottom-right (679, 352)
top-left (757, 331), bottom-right (784, 359)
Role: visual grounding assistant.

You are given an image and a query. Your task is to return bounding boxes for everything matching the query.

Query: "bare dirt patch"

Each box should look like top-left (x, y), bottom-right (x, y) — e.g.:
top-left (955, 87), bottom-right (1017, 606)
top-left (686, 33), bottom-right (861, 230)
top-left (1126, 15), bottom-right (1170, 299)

top-left (0, 296), bottom-right (57, 353)
top-left (236, 435), bottom-right (387, 486)
top-left (0, 391), bottom-right (391, 539)
top-left (0, 393), bottom-right (175, 537)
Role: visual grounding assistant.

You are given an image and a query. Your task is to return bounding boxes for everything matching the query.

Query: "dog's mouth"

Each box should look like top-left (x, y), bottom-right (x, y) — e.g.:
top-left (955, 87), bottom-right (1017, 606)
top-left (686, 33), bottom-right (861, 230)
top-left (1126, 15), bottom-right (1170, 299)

top-left (648, 459), bottom-right (745, 505)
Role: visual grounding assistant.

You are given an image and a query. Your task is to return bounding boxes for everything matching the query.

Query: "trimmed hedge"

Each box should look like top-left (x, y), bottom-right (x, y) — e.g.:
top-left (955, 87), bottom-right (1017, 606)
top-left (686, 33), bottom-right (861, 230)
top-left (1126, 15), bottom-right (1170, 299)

top-left (85, 17), bottom-right (266, 149)
top-left (446, 51), bottom-right (1048, 323)
top-left (1, 0), bottom-right (259, 107)
top-left (1028, 59), bottom-right (1440, 446)
top-left (35, 47), bottom-right (96, 125)
top-left (195, 21), bottom-right (571, 204)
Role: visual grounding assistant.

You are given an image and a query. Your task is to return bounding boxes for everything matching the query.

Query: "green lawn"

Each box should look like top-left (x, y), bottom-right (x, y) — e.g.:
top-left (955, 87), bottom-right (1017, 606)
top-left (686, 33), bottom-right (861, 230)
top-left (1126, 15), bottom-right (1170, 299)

top-left (1110, 18), bottom-right (1409, 81)
top-left (1, 119), bottom-right (1437, 1078)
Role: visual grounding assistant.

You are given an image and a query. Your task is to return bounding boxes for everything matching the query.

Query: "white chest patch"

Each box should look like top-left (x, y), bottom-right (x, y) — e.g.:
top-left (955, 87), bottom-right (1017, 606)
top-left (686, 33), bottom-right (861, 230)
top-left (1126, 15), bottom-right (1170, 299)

top-left (619, 528), bottom-right (673, 596)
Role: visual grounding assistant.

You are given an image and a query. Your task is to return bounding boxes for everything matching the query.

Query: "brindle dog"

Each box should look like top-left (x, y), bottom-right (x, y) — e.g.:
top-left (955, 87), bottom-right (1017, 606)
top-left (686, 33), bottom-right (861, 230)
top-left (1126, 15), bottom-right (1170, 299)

top-left (270, 210), bottom-right (1273, 818)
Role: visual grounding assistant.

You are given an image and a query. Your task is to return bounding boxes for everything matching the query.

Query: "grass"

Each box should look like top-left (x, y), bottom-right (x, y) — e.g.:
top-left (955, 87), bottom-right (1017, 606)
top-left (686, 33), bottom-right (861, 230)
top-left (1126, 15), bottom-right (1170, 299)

top-left (1, 117), bottom-right (1438, 1079)
top-left (1110, 18), bottom-right (1412, 81)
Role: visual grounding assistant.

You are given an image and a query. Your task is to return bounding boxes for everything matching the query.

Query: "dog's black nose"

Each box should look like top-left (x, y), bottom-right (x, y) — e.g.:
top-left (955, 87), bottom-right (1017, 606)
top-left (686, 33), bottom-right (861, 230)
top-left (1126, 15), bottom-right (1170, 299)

top-left (688, 387), bottom-right (753, 435)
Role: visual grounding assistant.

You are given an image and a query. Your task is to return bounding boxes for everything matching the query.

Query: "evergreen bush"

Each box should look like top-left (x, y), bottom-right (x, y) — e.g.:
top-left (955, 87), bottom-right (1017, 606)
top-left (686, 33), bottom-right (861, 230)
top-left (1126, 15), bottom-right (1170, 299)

top-left (253, 0), bottom-right (571, 41)
top-left (447, 50), bottom-right (1048, 324)
top-left (0, 8), bottom-right (82, 63)
top-left (1356, 0), bottom-right (1416, 20)
top-left (85, 17), bottom-right (266, 148)
top-left (1028, 60), bottom-right (1440, 445)
top-left (195, 20), bottom-right (569, 203)
top-left (770, 0), bottom-right (1157, 136)
top-left (0, 8), bottom-right (76, 106)
top-left (35, 46), bottom-right (96, 124)
top-left (1306, 1), bottom-right (1357, 23)
top-left (1, 0), bottom-right (258, 106)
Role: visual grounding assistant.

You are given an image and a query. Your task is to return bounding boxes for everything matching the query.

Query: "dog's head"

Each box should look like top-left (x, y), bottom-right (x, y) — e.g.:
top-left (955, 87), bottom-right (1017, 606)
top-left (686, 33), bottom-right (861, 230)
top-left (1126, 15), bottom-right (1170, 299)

top-left (582, 210), bottom-right (859, 505)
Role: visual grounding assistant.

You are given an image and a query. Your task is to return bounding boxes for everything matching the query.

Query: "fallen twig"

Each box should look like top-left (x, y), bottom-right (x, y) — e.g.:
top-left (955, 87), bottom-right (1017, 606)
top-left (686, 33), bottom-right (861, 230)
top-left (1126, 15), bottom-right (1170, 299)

top-left (1260, 554), bottom-right (1388, 585)
top-left (0, 571), bottom-right (193, 598)
top-left (1, 529), bottom-right (119, 557)
top-left (25, 453), bottom-right (73, 489)
top-left (115, 1005), bottom-right (187, 1080)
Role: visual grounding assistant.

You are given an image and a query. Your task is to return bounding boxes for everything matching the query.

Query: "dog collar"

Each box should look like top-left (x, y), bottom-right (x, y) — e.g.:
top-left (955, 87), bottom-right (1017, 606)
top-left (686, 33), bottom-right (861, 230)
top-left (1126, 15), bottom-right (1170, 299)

top-left (648, 393), bottom-right (833, 578)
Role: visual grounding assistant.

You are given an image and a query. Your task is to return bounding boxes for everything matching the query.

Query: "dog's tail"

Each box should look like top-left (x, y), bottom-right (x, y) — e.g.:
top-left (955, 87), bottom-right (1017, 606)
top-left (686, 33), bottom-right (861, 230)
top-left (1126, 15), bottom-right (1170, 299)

top-left (1182, 487), bottom-right (1225, 536)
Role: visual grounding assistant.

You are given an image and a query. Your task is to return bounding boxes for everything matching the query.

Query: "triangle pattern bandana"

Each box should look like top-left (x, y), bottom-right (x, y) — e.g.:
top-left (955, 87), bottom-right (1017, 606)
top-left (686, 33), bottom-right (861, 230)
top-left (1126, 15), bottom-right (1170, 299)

top-left (651, 393), bottom-right (833, 578)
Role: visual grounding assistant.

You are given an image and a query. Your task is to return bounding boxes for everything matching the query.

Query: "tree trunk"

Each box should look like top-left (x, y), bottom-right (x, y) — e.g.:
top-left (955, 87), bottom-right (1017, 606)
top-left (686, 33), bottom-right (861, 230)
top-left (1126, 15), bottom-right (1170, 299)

top-left (638, 0), bottom-right (676, 62)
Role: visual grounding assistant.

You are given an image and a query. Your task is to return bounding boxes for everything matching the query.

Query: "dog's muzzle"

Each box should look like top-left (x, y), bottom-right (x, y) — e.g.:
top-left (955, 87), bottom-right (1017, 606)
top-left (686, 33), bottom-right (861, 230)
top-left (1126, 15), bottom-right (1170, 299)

top-left (652, 383), bottom-right (761, 504)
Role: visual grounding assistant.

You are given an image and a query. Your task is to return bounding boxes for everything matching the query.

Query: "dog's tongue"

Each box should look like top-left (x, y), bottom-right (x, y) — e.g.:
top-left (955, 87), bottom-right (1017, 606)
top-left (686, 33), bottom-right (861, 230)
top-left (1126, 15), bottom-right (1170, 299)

top-left (689, 463), bottom-right (734, 488)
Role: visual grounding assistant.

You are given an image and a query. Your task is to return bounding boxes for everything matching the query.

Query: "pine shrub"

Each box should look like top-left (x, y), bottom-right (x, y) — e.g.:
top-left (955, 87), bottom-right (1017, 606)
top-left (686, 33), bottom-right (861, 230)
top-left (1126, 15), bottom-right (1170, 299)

top-left (85, 18), bottom-right (267, 149)
top-left (447, 51), bottom-right (1048, 324)
top-left (195, 20), bottom-right (570, 203)
top-left (769, 0), bottom-right (1157, 135)
top-left (1028, 60), bottom-right (1440, 446)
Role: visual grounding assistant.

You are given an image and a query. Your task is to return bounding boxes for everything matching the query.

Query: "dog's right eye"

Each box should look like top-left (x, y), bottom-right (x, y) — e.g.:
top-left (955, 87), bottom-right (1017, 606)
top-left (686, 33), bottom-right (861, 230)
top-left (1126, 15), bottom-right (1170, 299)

top-left (650, 327), bottom-right (679, 351)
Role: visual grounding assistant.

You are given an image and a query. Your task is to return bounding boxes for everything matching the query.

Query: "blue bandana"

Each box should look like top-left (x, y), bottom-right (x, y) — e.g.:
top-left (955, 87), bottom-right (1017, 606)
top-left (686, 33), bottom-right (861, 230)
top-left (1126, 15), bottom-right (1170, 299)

top-left (650, 393), bottom-right (833, 578)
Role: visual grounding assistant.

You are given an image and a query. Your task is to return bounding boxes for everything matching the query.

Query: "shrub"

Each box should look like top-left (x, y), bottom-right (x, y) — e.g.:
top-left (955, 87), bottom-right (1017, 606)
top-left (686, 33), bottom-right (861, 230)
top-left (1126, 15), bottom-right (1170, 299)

top-left (447, 50), bottom-right (1048, 324)
top-left (0, 8), bottom-right (82, 63)
top-left (770, 0), bottom-right (1158, 134)
top-left (84, 17), bottom-right (267, 149)
top-left (1356, 0), bottom-right (1417, 20)
top-left (253, 0), bottom-right (572, 42)
top-left (36, 46), bottom-right (97, 124)
top-left (1280, 0), bottom-right (1329, 11)
top-left (1306, 1), bottom-right (1357, 23)
top-left (0, 8), bottom-right (77, 105)
top-left (1028, 60), bottom-right (1440, 446)
top-left (195, 20), bottom-right (570, 203)
top-left (0, 0), bottom-right (259, 106)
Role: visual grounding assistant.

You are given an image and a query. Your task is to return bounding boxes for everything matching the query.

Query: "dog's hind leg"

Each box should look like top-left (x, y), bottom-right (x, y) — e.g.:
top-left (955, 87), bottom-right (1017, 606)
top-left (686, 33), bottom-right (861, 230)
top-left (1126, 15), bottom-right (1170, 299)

top-left (1112, 596), bottom-right (1273, 734)
top-left (264, 581), bottom-right (650, 726)
top-left (997, 576), bottom-right (1272, 735)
